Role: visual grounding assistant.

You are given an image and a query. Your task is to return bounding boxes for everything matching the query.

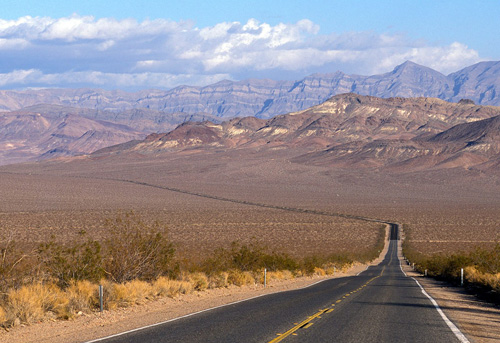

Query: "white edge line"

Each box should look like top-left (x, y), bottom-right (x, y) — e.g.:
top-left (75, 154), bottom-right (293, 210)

top-left (399, 260), bottom-right (407, 277)
top-left (410, 277), bottom-right (470, 343)
top-left (84, 278), bottom-right (331, 342)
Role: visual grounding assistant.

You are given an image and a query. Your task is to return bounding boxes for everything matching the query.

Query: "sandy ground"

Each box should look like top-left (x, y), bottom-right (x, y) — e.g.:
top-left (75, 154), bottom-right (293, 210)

top-left (1, 226), bottom-right (498, 343)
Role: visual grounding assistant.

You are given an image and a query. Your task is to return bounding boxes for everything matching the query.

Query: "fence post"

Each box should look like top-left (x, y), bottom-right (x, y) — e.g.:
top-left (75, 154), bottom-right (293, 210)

top-left (264, 268), bottom-right (267, 288)
top-left (99, 285), bottom-right (104, 312)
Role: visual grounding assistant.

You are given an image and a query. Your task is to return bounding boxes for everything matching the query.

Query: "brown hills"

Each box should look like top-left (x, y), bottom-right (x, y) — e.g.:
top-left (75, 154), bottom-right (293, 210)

top-left (96, 93), bottom-right (500, 173)
top-left (0, 104), bottom-right (220, 165)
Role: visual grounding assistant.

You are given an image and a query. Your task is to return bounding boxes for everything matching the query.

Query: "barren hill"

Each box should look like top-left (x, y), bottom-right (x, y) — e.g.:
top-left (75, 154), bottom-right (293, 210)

top-left (0, 109), bottom-right (144, 165)
top-left (0, 105), bottom-right (222, 165)
top-left (93, 94), bottom-right (500, 173)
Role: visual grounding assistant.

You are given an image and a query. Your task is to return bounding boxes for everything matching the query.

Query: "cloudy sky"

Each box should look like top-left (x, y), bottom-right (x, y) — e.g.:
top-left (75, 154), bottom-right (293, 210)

top-left (0, 0), bottom-right (497, 91)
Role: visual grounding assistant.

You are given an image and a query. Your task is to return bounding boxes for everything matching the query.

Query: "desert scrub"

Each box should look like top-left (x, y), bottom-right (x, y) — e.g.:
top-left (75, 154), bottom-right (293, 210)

top-left (184, 272), bottom-right (209, 291)
top-left (201, 240), bottom-right (298, 275)
top-left (102, 214), bottom-right (177, 283)
top-left (0, 233), bottom-right (35, 293)
top-left (153, 277), bottom-right (193, 297)
top-left (36, 213), bottom-right (177, 287)
top-left (5, 283), bottom-right (66, 324)
top-left (38, 238), bottom-right (104, 288)
top-left (404, 240), bottom-right (500, 302)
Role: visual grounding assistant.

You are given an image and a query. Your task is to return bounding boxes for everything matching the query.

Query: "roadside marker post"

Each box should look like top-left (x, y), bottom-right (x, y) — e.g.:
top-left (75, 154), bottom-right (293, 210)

top-left (99, 285), bottom-right (104, 312)
top-left (461, 268), bottom-right (464, 287)
top-left (264, 268), bottom-right (267, 288)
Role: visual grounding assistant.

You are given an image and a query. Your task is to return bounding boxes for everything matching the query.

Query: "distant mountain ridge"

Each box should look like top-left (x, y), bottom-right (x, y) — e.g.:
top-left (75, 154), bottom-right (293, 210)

top-left (1, 60), bottom-right (500, 165)
top-left (0, 61), bottom-right (499, 120)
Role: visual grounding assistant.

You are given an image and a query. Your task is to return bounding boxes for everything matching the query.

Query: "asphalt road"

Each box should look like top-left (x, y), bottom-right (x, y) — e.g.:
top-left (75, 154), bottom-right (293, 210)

top-left (89, 224), bottom-right (466, 343)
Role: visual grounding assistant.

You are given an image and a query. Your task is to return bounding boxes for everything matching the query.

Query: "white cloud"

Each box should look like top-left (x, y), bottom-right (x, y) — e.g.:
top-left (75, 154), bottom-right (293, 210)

top-left (0, 69), bottom-right (231, 89)
top-left (372, 42), bottom-right (481, 75)
top-left (0, 15), bottom-right (484, 90)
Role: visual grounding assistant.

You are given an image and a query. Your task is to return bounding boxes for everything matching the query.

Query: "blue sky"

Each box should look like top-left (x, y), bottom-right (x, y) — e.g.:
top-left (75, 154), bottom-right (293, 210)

top-left (0, 0), bottom-right (497, 90)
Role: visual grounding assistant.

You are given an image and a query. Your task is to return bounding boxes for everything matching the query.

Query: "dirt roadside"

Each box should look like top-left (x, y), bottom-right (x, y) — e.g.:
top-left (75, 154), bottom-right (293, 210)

top-left (1, 225), bottom-right (498, 343)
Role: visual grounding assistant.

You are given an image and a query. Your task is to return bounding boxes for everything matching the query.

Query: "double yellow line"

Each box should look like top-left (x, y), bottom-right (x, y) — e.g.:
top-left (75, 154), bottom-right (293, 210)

top-left (268, 308), bottom-right (331, 343)
top-left (268, 266), bottom-right (386, 343)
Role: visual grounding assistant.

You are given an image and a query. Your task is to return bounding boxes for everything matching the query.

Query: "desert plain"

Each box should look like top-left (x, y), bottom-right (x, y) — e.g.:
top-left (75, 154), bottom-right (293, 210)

top-left (1, 145), bottom-right (499, 260)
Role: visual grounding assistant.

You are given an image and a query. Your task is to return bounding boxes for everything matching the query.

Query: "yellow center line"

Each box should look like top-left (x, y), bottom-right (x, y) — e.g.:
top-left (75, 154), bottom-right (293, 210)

top-left (268, 264), bottom-right (387, 343)
top-left (268, 309), bottom-right (329, 343)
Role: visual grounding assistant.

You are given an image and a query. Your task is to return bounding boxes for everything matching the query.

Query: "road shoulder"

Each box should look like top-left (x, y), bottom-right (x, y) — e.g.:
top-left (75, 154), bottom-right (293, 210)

top-left (400, 250), bottom-right (500, 342)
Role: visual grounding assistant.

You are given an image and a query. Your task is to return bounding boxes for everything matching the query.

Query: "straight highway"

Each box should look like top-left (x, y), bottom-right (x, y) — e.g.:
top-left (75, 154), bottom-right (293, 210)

top-left (88, 224), bottom-right (468, 343)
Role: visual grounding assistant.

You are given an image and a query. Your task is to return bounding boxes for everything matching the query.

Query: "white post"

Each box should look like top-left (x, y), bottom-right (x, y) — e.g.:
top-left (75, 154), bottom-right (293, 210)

top-left (425, 269), bottom-right (427, 276)
top-left (99, 285), bottom-right (104, 312)
top-left (461, 268), bottom-right (464, 286)
top-left (264, 268), bottom-right (267, 288)
top-left (412, 263), bottom-right (415, 270)
top-left (334, 266), bottom-right (336, 274)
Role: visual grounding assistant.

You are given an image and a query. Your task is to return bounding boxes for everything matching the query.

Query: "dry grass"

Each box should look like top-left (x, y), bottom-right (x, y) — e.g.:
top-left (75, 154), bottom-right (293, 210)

top-left (183, 272), bottom-right (209, 291)
top-left (6, 283), bottom-right (61, 324)
top-left (65, 280), bottom-right (99, 314)
top-left (0, 269), bottom-right (319, 328)
top-left (227, 270), bottom-right (256, 286)
top-left (104, 280), bottom-right (154, 309)
top-left (153, 277), bottom-right (193, 297)
top-left (207, 272), bottom-right (229, 288)
top-left (465, 267), bottom-right (500, 292)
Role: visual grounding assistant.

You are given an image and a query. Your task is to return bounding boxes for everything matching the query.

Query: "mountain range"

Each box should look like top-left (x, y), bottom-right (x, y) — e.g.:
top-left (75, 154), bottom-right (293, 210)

top-left (0, 61), bottom-right (499, 119)
top-left (95, 93), bottom-right (500, 174)
top-left (0, 60), bottom-right (499, 165)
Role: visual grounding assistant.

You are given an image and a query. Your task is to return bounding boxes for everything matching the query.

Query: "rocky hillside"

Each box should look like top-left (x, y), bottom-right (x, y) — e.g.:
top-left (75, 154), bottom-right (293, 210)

top-left (0, 110), bottom-right (143, 165)
top-left (98, 94), bottom-right (500, 173)
top-left (0, 61), bottom-right (499, 120)
top-left (0, 105), bottom-right (221, 165)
